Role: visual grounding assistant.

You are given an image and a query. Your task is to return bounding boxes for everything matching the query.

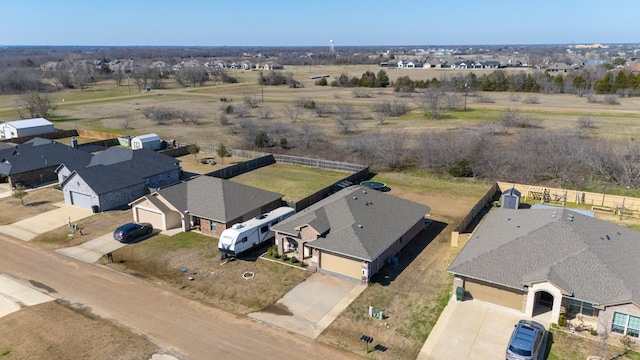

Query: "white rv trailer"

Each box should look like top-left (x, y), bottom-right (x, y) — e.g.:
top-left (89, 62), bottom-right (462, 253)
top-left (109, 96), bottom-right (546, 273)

top-left (218, 206), bottom-right (295, 259)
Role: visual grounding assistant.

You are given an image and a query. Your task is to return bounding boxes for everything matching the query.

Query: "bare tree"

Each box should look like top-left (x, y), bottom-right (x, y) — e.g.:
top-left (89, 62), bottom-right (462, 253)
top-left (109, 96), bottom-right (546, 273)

top-left (379, 131), bottom-right (407, 168)
top-left (282, 104), bottom-right (302, 123)
top-left (175, 109), bottom-right (202, 124)
top-left (15, 93), bottom-right (56, 119)
top-left (244, 96), bottom-right (260, 109)
top-left (419, 87), bottom-right (446, 120)
top-left (120, 118), bottom-right (134, 130)
top-left (12, 184), bottom-right (28, 206)
top-left (295, 123), bottom-right (321, 149)
top-left (255, 106), bottom-right (272, 120)
top-left (335, 103), bottom-right (356, 134)
top-left (314, 103), bottom-right (332, 117)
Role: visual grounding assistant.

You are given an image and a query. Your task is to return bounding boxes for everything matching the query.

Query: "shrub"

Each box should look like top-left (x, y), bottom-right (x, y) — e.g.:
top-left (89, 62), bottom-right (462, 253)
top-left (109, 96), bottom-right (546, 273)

top-left (281, 254), bottom-right (289, 262)
top-left (314, 78), bottom-right (328, 86)
top-left (290, 257), bottom-right (298, 264)
top-left (557, 314), bottom-right (566, 326)
top-left (589, 327), bottom-right (598, 336)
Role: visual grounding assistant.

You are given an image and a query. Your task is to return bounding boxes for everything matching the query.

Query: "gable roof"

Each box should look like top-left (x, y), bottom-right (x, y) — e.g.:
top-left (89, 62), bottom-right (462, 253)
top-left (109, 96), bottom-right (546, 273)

top-left (0, 138), bottom-right (92, 176)
top-left (155, 175), bottom-right (284, 222)
top-left (272, 185), bottom-right (431, 262)
top-left (448, 208), bottom-right (640, 307)
top-left (3, 117), bottom-right (53, 129)
top-left (60, 147), bottom-right (180, 195)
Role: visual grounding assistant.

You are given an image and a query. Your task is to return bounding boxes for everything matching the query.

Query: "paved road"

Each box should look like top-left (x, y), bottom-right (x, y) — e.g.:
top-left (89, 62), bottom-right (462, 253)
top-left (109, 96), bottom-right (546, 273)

top-left (0, 234), bottom-right (360, 360)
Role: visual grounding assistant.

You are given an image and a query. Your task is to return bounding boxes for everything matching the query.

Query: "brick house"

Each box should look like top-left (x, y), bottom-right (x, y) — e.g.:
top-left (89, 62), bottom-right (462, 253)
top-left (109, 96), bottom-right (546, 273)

top-left (129, 175), bottom-right (284, 236)
top-left (0, 138), bottom-right (92, 188)
top-left (57, 147), bottom-right (181, 211)
top-left (448, 208), bottom-right (640, 339)
top-left (272, 185), bottom-right (430, 284)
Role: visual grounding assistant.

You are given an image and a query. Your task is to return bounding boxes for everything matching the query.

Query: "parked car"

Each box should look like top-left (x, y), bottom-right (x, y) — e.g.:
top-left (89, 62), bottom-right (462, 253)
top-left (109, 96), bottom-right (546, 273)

top-left (113, 222), bottom-right (153, 243)
top-left (506, 320), bottom-right (547, 360)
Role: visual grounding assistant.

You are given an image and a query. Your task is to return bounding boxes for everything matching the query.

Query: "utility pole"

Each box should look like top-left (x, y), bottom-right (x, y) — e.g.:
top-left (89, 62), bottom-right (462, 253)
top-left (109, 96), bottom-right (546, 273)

top-left (464, 82), bottom-right (468, 111)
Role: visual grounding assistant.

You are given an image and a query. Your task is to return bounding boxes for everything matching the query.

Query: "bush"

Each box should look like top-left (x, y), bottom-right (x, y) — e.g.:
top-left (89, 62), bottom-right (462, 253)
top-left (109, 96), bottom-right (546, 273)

top-left (314, 78), bottom-right (328, 86)
top-left (557, 314), bottom-right (566, 326)
top-left (281, 254), bottom-right (289, 262)
top-left (290, 257), bottom-right (298, 264)
top-left (589, 327), bottom-right (598, 336)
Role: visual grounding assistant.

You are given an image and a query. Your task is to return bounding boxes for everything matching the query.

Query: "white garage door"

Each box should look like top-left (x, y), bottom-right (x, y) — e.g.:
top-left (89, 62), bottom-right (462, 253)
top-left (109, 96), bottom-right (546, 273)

top-left (320, 252), bottom-right (362, 280)
top-left (135, 208), bottom-right (165, 230)
top-left (70, 191), bottom-right (93, 208)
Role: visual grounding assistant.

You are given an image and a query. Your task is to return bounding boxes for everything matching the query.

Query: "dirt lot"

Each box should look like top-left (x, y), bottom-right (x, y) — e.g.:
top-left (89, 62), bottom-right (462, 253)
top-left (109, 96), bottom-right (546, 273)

top-left (0, 187), bottom-right (63, 225)
top-left (0, 301), bottom-right (158, 360)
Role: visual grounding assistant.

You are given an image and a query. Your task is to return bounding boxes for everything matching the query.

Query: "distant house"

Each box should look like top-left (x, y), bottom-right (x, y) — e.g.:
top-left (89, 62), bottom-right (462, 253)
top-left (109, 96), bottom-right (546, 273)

top-left (57, 147), bottom-right (181, 211)
top-left (1, 118), bottom-right (54, 140)
top-left (452, 61), bottom-right (468, 69)
top-left (129, 175), bottom-right (285, 235)
top-left (131, 133), bottom-right (162, 151)
top-left (0, 138), bottom-right (92, 188)
top-left (272, 185), bottom-right (430, 283)
top-left (546, 63), bottom-right (573, 72)
top-left (483, 61), bottom-right (501, 69)
top-left (449, 208), bottom-right (640, 339)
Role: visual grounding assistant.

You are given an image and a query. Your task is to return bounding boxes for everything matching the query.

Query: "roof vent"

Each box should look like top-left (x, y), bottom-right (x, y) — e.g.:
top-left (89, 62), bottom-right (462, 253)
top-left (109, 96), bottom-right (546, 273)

top-left (606, 235), bottom-right (610, 240)
top-left (357, 224), bottom-right (363, 228)
top-left (362, 190), bottom-right (367, 194)
top-left (352, 196), bottom-right (357, 200)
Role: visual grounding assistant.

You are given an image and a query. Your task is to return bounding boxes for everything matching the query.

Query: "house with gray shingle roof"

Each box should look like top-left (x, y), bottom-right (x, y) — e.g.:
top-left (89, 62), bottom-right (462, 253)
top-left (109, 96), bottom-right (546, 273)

top-left (129, 175), bottom-right (284, 235)
top-left (272, 185), bottom-right (430, 284)
top-left (448, 208), bottom-right (640, 338)
top-left (0, 138), bottom-right (92, 188)
top-left (56, 147), bottom-right (181, 212)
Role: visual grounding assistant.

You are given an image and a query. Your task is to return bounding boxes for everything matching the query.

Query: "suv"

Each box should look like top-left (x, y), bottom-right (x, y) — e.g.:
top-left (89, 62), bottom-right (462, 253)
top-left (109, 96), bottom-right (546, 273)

top-left (506, 320), bottom-right (547, 360)
top-left (113, 222), bottom-right (153, 243)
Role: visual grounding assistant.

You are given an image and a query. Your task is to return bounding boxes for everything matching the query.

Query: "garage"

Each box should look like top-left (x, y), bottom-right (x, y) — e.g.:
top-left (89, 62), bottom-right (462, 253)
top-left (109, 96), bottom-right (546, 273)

top-left (135, 207), bottom-right (165, 230)
top-left (464, 278), bottom-right (524, 311)
top-left (320, 252), bottom-right (363, 280)
top-left (70, 191), bottom-right (93, 208)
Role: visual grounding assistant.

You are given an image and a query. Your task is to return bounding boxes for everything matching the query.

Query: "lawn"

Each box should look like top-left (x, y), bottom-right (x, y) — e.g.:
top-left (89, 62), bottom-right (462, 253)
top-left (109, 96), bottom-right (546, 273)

top-left (0, 301), bottom-right (158, 360)
top-left (230, 162), bottom-right (351, 202)
top-left (0, 187), bottom-right (63, 225)
top-left (104, 231), bottom-right (312, 315)
top-left (547, 327), bottom-right (640, 360)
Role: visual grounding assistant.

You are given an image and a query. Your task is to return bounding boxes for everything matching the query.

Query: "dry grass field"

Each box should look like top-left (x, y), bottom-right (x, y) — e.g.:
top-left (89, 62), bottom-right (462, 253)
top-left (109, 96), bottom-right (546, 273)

top-left (0, 187), bottom-right (63, 225)
top-left (2, 65), bottom-right (640, 359)
top-left (0, 301), bottom-right (158, 360)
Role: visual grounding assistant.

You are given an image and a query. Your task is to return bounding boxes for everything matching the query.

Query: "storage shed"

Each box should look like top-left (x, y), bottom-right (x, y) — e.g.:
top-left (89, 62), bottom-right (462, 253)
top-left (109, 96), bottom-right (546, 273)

top-left (1, 118), bottom-right (55, 139)
top-left (501, 187), bottom-right (521, 209)
top-left (131, 133), bottom-right (161, 151)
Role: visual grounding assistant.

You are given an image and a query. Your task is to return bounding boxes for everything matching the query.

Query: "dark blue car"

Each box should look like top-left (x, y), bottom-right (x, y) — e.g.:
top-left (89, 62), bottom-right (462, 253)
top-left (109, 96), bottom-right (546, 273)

top-left (113, 222), bottom-right (153, 243)
top-left (506, 320), bottom-right (547, 360)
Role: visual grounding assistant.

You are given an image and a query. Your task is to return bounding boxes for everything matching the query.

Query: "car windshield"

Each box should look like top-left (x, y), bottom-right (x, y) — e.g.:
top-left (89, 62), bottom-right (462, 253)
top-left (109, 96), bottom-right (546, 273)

top-left (508, 344), bottom-right (532, 356)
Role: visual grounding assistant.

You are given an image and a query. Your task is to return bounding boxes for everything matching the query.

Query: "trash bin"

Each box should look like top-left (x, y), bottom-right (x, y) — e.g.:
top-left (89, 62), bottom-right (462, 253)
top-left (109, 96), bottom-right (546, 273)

top-left (456, 286), bottom-right (465, 301)
top-left (91, 205), bottom-right (99, 213)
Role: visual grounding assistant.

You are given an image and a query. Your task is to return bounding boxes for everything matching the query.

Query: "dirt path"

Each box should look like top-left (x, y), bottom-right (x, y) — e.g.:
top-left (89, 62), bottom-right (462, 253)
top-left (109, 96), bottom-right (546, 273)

top-left (0, 234), bottom-right (360, 360)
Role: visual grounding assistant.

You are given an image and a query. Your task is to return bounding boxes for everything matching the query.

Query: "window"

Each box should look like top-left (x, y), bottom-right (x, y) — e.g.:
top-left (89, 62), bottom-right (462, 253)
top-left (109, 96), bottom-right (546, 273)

top-left (210, 221), bottom-right (217, 232)
top-left (612, 312), bottom-right (640, 337)
top-left (241, 237), bottom-right (247, 243)
top-left (260, 225), bottom-right (268, 234)
top-left (569, 299), bottom-right (595, 317)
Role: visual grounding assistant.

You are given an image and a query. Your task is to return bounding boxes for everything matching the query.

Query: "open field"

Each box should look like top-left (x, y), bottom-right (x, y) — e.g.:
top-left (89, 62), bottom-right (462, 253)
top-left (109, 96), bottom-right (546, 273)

top-left (2, 65), bottom-right (639, 150)
top-left (0, 301), bottom-right (158, 360)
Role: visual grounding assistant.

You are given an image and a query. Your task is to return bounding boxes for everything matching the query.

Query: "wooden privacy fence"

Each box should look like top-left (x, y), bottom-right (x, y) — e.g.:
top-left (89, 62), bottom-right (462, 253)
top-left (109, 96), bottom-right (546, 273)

top-left (451, 182), bottom-right (499, 247)
top-left (497, 182), bottom-right (640, 213)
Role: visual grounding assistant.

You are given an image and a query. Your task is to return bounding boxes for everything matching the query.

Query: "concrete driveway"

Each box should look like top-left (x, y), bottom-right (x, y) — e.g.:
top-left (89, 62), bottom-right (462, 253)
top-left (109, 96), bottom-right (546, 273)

top-left (56, 233), bottom-right (127, 263)
top-left (0, 274), bottom-right (55, 318)
top-left (0, 202), bottom-right (93, 241)
top-left (418, 299), bottom-right (551, 360)
top-left (0, 183), bottom-right (11, 199)
top-left (249, 272), bottom-right (366, 338)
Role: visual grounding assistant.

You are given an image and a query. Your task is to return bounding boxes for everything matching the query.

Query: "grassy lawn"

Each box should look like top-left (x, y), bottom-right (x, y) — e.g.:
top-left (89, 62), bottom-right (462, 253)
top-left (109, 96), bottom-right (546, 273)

top-left (32, 210), bottom-right (133, 249)
top-left (0, 187), bottom-right (63, 225)
top-left (104, 231), bottom-right (312, 315)
top-left (548, 327), bottom-right (640, 360)
top-left (229, 163), bottom-right (351, 202)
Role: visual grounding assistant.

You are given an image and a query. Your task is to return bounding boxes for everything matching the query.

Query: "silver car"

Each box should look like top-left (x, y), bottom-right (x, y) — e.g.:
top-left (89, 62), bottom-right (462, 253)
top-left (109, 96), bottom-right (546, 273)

top-left (506, 320), bottom-right (547, 360)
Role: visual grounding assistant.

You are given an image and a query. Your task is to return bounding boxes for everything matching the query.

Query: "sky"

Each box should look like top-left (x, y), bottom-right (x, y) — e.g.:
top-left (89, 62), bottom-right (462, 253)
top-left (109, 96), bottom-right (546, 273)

top-left (1, 0), bottom-right (638, 47)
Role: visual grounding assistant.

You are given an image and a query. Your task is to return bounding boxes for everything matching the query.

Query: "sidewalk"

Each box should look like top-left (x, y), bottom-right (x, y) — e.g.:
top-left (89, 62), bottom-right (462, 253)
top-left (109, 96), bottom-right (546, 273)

top-left (0, 202), bottom-right (93, 241)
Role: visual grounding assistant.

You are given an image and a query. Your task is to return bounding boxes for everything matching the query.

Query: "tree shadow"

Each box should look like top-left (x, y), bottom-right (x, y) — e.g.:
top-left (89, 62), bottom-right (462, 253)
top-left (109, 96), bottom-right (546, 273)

top-left (27, 201), bottom-right (51, 207)
top-left (370, 220), bottom-right (447, 286)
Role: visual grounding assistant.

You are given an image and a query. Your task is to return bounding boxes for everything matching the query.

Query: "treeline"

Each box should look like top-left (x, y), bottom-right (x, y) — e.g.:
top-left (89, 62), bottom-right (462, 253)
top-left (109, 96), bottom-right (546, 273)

top-left (377, 69), bottom-right (640, 96)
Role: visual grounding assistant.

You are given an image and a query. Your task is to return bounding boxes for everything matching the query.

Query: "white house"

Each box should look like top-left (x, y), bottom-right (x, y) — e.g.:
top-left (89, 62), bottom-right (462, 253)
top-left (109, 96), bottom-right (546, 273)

top-left (131, 133), bottom-right (162, 151)
top-left (1, 118), bottom-right (54, 140)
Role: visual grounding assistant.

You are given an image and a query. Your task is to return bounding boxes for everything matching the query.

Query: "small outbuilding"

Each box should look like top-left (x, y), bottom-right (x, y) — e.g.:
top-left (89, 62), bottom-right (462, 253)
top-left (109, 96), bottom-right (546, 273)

top-left (131, 133), bottom-right (161, 151)
top-left (1, 118), bottom-right (55, 140)
top-left (501, 187), bottom-right (521, 209)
